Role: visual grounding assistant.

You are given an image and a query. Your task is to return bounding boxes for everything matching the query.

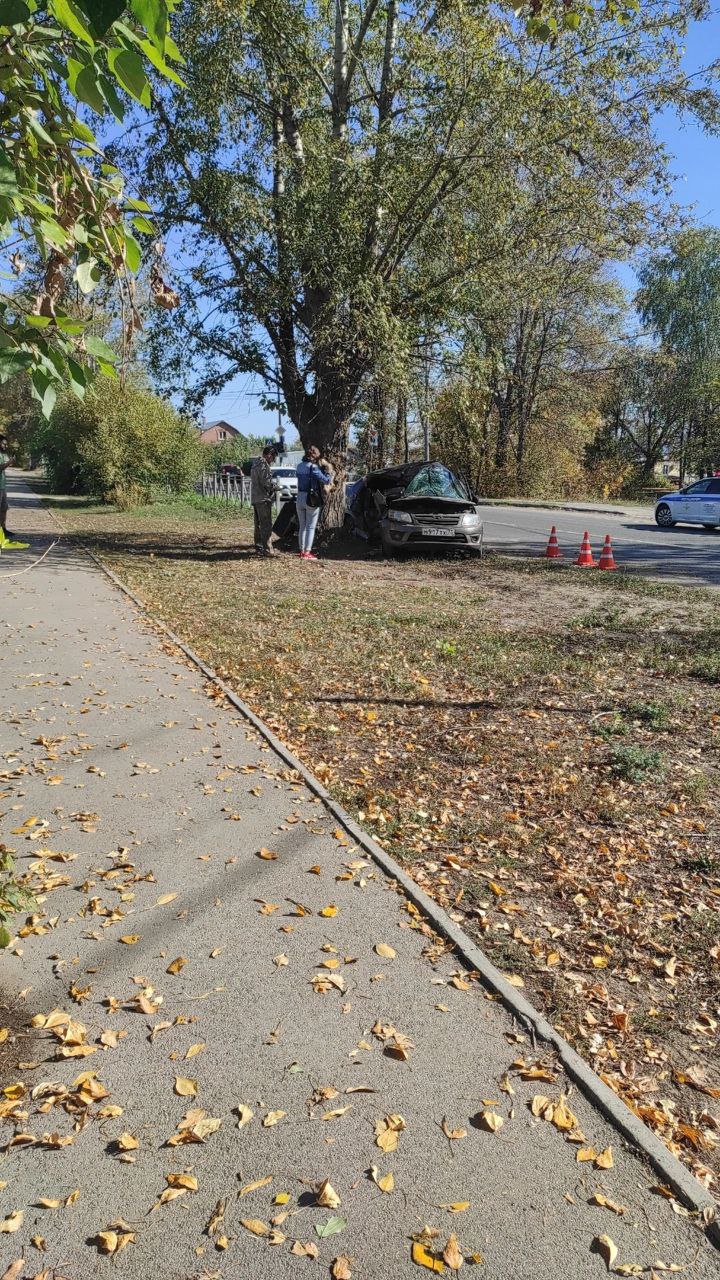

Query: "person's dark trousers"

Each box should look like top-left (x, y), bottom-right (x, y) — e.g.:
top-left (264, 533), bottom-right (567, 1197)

top-left (253, 500), bottom-right (273, 552)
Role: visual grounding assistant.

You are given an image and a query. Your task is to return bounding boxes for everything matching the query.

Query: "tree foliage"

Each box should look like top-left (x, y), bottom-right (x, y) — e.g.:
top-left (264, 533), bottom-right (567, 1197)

top-left (33, 374), bottom-right (202, 499)
top-left (135, 0), bottom-right (718, 515)
top-left (0, 0), bottom-right (182, 415)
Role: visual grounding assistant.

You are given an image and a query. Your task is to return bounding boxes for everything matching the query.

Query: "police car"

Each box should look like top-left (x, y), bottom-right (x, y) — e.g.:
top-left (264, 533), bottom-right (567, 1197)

top-left (655, 477), bottom-right (720, 529)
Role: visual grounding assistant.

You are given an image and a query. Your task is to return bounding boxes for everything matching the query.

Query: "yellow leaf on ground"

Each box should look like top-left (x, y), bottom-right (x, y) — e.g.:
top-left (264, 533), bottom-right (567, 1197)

top-left (589, 1193), bottom-right (625, 1215)
top-left (239, 1176), bottom-right (273, 1197)
top-left (595, 1146), bottom-right (614, 1169)
top-left (332, 1256), bottom-right (353, 1279)
top-left (441, 1203), bottom-right (470, 1214)
top-left (263, 1109), bottom-right (286, 1127)
top-left (316, 1179), bottom-right (341, 1209)
top-left (174, 1077), bottom-right (198, 1097)
top-left (369, 1165), bottom-right (394, 1193)
top-left (0, 1212), bottom-right (23, 1234)
top-left (374, 943), bottom-right (396, 959)
top-left (115, 1132), bottom-right (139, 1152)
top-left (166, 956), bottom-right (187, 975)
top-left (240, 1218), bottom-right (270, 1236)
top-left (185, 1043), bottom-right (205, 1060)
top-left (119, 935), bottom-right (140, 945)
top-left (593, 1235), bottom-right (618, 1271)
top-left (319, 905), bottom-right (338, 917)
top-left (477, 1109), bottom-right (504, 1133)
top-left (576, 1146), bottom-right (598, 1162)
top-left (441, 1117), bottom-right (467, 1141)
top-left (257, 848), bottom-right (278, 860)
top-left (412, 1241), bottom-right (445, 1272)
top-left (274, 1192), bottom-right (290, 1205)
top-left (156, 894), bottom-right (178, 906)
top-left (237, 1103), bottom-right (254, 1129)
top-left (167, 1173), bottom-right (198, 1191)
top-left (291, 1241), bottom-right (319, 1258)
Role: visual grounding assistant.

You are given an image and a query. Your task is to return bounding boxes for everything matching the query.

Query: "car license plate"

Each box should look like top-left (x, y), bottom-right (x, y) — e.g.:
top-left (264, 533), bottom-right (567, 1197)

top-left (421, 527), bottom-right (453, 537)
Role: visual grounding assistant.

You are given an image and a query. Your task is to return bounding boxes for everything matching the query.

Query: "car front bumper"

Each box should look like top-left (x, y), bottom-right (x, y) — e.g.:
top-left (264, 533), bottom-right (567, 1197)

top-left (381, 521), bottom-right (483, 549)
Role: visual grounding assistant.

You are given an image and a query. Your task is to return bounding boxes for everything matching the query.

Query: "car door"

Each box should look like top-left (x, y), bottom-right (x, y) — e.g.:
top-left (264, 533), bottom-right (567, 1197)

top-left (677, 479), bottom-right (710, 522)
top-left (702, 477), bottom-right (720, 523)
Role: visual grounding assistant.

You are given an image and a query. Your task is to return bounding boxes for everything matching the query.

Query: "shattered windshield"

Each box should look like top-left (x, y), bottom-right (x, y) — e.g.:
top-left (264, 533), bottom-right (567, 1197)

top-left (403, 464), bottom-right (468, 500)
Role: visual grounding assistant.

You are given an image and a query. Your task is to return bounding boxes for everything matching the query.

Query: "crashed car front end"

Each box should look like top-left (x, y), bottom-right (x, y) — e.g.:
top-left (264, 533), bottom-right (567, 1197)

top-left (379, 464), bottom-right (483, 551)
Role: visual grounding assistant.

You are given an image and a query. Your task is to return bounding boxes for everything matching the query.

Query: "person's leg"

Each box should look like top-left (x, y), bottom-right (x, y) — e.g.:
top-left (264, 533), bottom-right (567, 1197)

top-left (258, 501), bottom-right (274, 553)
top-left (0, 492), bottom-right (7, 536)
top-left (305, 504), bottom-right (321, 554)
top-left (296, 497), bottom-right (308, 552)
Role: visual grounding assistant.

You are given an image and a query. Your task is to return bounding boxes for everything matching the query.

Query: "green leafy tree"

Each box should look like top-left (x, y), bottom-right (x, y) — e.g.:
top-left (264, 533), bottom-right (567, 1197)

top-left (136, 0), bottom-right (718, 524)
top-left (32, 374), bottom-right (202, 500)
top-left (636, 228), bottom-right (720, 476)
top-left (0, 0), bottom-right (183, 415)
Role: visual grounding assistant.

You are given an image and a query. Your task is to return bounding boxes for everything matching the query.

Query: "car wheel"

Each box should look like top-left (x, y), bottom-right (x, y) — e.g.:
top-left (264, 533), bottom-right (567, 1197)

top-left (702, 523), bottom-right (719, 530)
top-left (655, 503), bottom-right (675, 528)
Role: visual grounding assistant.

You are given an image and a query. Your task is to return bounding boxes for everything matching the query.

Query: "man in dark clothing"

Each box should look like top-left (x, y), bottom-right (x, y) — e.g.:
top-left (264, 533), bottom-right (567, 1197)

top-left (250, 446), bottom-right (278, 555)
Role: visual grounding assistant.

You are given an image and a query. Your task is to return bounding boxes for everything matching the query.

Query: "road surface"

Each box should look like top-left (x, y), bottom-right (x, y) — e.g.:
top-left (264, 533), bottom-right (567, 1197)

top-left (478, 502), bottom-right (720, 587)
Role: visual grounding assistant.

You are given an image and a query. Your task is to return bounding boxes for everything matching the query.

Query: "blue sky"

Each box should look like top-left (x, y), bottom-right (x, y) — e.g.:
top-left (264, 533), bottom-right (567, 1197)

top-left (202, 12), bottom-right (720, 437)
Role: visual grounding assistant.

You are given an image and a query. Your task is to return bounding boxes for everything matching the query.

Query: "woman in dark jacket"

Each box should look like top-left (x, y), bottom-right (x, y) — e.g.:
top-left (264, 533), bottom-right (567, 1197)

top-left (295, 446), bottom-right (333, 559)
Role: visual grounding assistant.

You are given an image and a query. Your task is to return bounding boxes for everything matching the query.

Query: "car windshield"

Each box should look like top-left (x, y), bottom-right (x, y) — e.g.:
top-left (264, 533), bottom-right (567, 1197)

top-left (403, 464), bottom-right (468, 500)
top-left (272, 468), bottom-right (296, 477)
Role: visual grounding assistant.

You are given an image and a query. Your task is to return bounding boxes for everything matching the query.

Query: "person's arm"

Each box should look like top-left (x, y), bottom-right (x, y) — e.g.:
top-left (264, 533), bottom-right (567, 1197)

top-left (314, 462), bottom-right (333, 485)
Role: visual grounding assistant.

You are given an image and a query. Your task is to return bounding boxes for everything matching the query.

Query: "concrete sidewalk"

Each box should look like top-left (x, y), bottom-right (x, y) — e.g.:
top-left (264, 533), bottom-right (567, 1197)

top-left (0, 479), bottom-right (717, 1280)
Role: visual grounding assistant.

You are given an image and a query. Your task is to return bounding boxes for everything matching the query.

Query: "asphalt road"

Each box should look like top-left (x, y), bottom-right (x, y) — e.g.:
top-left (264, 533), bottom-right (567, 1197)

top-left (1, 480), bottom-right (718, 1279)
top-left (478, 502), bottom-right (720, 587)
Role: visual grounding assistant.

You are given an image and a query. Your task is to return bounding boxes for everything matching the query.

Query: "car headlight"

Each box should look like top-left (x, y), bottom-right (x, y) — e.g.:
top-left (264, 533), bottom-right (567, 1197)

top-left (458, 511), bottom-right (481, 528)
top-left (389, 510), bottom-right (412, 524)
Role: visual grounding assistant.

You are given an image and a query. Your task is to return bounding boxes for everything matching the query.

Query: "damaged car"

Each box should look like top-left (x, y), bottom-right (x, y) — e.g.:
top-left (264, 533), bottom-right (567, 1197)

top-left (346, 461), bottom-right (483, 555)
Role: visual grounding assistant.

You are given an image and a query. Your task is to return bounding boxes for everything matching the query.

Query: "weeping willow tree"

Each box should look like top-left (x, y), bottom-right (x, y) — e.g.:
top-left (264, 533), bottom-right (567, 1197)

top-left (133, 0), bottom-right (719, 523)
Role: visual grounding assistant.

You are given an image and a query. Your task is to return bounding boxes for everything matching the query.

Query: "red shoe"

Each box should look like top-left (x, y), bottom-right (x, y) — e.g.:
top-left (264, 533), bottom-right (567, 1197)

top-left (304, 552), bottom-right (318, 561)
top-left (298, 551), bottom-right (307, 558)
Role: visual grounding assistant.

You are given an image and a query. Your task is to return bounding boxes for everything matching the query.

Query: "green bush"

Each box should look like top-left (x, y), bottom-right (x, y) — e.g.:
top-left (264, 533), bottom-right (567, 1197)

top-left (609, 744), bottom-right (664, 782)
top-left (33, 376), bottom-right (203, 500)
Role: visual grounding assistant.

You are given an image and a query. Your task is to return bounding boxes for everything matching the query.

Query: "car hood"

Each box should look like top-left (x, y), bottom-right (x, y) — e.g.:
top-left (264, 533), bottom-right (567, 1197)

top-left (390, 496), bottom-right (478, 514)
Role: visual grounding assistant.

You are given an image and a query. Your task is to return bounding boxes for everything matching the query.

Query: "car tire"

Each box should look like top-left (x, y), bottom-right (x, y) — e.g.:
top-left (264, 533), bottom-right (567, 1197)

top-left (655, 503), bottom-right (675, 528)
top-left (702, 523), bottom-right (719, 530)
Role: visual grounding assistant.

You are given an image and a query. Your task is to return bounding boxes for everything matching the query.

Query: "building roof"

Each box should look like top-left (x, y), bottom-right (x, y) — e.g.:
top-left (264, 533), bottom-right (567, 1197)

top-left (202, 419), bottom-right (242, 436)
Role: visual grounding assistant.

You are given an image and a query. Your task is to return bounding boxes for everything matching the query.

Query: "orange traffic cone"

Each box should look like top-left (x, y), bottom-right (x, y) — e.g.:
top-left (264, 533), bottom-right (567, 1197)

top-left (574, 531), bottom-right (596, 567)
top-left (544, 526), bottom-right (563, 559)
top-left (598, 534), bottom-right (618, 571)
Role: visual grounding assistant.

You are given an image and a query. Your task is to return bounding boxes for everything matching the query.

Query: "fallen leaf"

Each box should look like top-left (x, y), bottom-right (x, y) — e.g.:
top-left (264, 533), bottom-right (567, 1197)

top-left (291, 1241), bottom-right (319, 1258)
top-left (0, 1212), bottom-right (23, 1234)
top-left (589, 1193), bottom-right (625, 1216)
top-left (115, 1132), bottom-right (139, 1152)
top-left (441, 1117), bottom-right (467, 1141)
top-left (185, 1043), bottom-right (205, 1060)
top-left (316, 1179), bottom-right (341, 1209)
top-left (476, 1109), bottom-right (504, 1133)
top-left (166, 956), bottom-right (187, 975)
top-left (375, 1113), bottom-right (406, 1152)
top-left (239, 1176), bottom-right (273, 1197)
top-left (1, 1261), bottom-right (23, 1280)
top-left (374, 943), bottom-right (396, 959)
top-left (167, 1173), bottom-right (198, 1191)
top-left (156, 894), bottom-right (178, 906)
top-left (315, 1215), bottom-right (347, 1239)
top-left (443, 1234), bottom-right (464, 1270)
top-left (319, 905), bottom-right (338, 917)
top-left (239, 1218), bottom-right (270, 1236)
top-left (273, 954), bottom-right (289, 968)
top-left (592, 1235), bottom-right (618, 1271)
top-left (576, 1146), bottom-right (598, 1163)
top-left (332, 1256), bottom-right (353, 1279)
top-left (257, 848), bottom-right (278, 860)
top-left (412, 1241), bottom-right (445, 1272)
top-left (369, 1165), bottom-right (394, 1193)
top-left (441, 1203), bottom-right (470, 1214)
top-left (119, 935), bottom-right (140, 945)
top-left (263, 1110), bottom-right (286, 1127)
top-left (174, 1076), bottom-right (198, 1097)
top-left (595, 1146), bottom-right (614, 1169)
top-left (237, 1103), bottom-right (254, 1129)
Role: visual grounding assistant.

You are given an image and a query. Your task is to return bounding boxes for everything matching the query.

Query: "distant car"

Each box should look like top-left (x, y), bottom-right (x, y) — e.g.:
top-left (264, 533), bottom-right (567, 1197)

top-left (271, 466), bottom-right (298, 501)
top-left (220, 464), bottom-right (243, 479)
top-left (655, 477), bottom-right (720, 529)
top-left (346, 461), bottom-right (483, 554)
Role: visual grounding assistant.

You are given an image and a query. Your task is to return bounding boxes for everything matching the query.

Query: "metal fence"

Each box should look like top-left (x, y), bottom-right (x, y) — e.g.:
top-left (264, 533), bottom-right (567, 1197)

top-left (200, 472), bottom-right (251, 504)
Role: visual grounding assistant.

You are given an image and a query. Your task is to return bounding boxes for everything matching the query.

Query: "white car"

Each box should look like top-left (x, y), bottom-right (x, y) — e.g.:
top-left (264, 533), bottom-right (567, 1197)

top-left (271, 466), bottom-right (298, 501)
top-left (655, 477), bottom-right (720, 529)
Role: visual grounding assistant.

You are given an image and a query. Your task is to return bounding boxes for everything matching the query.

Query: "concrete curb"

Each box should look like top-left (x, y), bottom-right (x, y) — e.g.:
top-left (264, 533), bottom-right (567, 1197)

top-left (478, 499), bottom-right (638, 517)
top-left (77, 539), bottom-right (719, 1245)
